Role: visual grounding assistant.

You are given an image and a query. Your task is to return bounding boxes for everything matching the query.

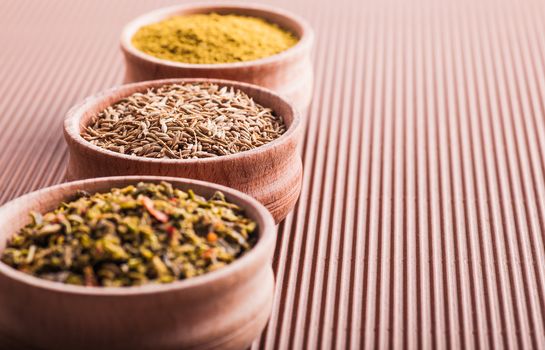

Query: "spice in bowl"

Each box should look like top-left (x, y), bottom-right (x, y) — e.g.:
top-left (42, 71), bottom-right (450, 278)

top-left (81, 82), bottom-right (287, 159)
top-left (131, 13), bottom-right (298, 64)
top-left (0, 182), bottom-right (257, 287)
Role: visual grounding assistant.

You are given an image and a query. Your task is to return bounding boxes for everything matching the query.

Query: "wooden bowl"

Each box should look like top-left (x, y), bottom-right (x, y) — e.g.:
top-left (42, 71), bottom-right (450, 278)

top-left (120, 2), bottom-right (314, 112)
top-left (0, 176), bottom-right (276, 350)
top-left (63, 78), bottom-right (302, 223)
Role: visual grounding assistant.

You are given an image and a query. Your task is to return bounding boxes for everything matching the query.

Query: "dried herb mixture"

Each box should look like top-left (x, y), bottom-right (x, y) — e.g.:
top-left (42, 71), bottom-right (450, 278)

top-left (0, 182), bottom-right (257, 287)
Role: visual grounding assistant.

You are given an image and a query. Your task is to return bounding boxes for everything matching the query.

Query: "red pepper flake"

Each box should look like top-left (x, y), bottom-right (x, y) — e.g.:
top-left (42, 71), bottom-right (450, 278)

top-left (202, 248), bottom-right (215, 259)
top-left (207, 232), bottom-right (218, 243)
top-left (165, 225), bottom-right (180, 247)
top-left (166, 225), bottom-right (176, 239)
top-left (83, 266), bottom-right (98, 287)
top-left (166, 225), bottom-right (176, 235)
top-left (141, 196), bottom-right (169, 223)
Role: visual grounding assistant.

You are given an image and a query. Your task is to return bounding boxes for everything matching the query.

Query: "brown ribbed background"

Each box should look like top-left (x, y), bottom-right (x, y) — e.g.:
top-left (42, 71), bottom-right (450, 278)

top-left (1, 0), bottom-right (545, 348)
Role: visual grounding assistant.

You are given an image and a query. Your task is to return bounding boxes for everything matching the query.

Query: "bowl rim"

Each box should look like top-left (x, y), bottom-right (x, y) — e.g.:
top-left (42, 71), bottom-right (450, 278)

top-left (120, 1), bottom-right (314, 69)
top-left (64, 77), bottom-right (301, 165)
top-left (0, 176), bottom-right (276, 296)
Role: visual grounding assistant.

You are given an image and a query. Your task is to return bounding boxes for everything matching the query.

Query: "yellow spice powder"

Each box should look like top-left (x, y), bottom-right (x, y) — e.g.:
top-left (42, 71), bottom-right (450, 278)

top-left (131, 13), bottom-right (299, 64)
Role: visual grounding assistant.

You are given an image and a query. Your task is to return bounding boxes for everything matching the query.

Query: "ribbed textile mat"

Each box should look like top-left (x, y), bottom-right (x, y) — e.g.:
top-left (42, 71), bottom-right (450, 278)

top-left (1, 0), bottom-right (545, 348)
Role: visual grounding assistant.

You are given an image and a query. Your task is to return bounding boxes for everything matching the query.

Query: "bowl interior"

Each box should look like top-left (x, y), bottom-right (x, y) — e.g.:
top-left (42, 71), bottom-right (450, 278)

top-left (76, 79), bottom-right (297, 156)
top-left (0, 176), bottom-right (274, 293)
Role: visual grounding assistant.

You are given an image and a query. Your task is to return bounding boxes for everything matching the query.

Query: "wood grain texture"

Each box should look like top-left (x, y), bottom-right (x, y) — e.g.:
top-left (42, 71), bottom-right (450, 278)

top-left (64, 78), bottom-right (303, 223)
top-left (0, 176), bottom-right (276, 350)
top-left (120, 2), bottom-right (314, 112)
top-left (1, 0), bottom-right (545, 348)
